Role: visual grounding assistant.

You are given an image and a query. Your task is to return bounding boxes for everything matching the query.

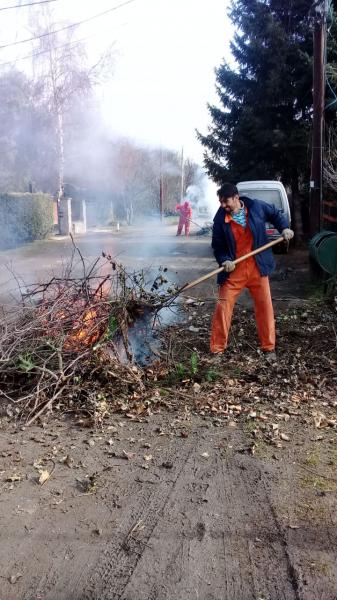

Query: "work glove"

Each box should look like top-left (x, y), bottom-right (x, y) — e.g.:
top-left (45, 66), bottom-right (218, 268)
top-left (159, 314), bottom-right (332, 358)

top-left (282, 228), bottom-right (294, 241)
top-left (222, 260), bottom-right (236, 273)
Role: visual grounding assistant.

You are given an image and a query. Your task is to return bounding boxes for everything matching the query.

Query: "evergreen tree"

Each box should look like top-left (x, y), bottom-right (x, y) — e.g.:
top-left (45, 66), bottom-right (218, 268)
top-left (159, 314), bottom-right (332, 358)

top-left (198, 0), bottom-right (336, 199)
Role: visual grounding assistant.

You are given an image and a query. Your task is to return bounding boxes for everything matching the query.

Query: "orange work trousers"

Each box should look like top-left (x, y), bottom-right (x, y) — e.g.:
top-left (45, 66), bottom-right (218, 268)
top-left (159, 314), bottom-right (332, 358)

top-left (177, 217), bottom-right (190, 236)
top-left (210, 258), bottom-right (275, 353)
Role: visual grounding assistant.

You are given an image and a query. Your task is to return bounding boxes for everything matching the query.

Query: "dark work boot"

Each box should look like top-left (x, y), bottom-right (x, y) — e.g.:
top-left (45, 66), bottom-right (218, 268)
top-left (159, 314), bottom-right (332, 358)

top-left (263, 350), bottom-right (277, 364)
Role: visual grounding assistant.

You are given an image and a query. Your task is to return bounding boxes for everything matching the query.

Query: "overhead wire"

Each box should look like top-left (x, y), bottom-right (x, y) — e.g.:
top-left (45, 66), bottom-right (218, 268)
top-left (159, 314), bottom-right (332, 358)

top-left (0, 28), bottom-right (117, 68)
top-left (0, 0), bottom-right (57, 10)
top-left (0, 0), bottom-right (137, 49)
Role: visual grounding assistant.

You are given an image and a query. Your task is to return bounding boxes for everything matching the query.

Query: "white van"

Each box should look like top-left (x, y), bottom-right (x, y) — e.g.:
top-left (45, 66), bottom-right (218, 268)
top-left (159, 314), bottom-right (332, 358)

top-left (237, 180), bottom-right (291, 249)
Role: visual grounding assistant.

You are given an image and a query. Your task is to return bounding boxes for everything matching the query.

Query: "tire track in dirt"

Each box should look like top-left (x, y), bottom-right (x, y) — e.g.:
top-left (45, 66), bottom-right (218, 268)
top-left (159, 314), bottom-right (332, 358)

top-left (5, 419), bottom-right (337, 600)
top-left (26, 456), bottom-right (163, 600)
top-left (262, 475), bottom-right (302, 599)
top-left (218, 455), bottom-right (300, 599)
top-left (263, 461), bottom-right (337, 600)
top-left (79, 437), bottom-right (197, 600)
top-left (116, 450), bottom-right (300, 600)
top-left (119, 444), bottom-right (229, 600)
top-left (74, 437), bottom-right (302, 600)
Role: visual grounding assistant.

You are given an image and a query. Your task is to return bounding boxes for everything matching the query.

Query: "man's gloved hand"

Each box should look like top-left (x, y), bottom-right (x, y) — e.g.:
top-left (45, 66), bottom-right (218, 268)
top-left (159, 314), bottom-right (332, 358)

top-left (222, 260), bottom-right (236, 273)
top-left (282, 228), bottom-right (294, 241)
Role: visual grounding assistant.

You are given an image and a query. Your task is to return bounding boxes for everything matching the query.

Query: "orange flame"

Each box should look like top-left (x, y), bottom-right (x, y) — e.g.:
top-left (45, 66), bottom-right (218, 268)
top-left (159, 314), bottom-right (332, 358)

top-left (64, 307), bottom-right (101, 350)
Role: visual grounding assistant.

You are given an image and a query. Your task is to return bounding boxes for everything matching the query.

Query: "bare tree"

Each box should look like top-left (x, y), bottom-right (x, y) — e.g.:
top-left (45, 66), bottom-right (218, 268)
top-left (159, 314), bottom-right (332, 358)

top-left (324, 126), bottom-right (337, 193)
top-left (183, 158), bottom-right (202, 193)
top-left (30, 6), bottom-right (114, 208)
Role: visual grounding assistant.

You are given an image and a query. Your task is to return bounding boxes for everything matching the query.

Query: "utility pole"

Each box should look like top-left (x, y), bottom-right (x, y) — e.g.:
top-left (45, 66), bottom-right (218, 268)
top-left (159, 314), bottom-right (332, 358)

top-left (309, 0), bottom-right (329, 237)
top-left (159, 148), bottom-right (164, 221)
top-left (180, 147), bottom-right (184, 202)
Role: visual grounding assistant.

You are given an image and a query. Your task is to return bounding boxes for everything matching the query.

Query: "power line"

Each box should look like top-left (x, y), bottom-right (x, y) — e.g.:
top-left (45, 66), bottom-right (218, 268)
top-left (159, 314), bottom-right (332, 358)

top-left (0, 15), bottom-right (128, 68)
top-left (0, 0), bottom-right (137, 49)
top-left (0, 31), bottom-right (104, 68)
top-left (0, 14), bottom-right (128, 68)
top-left (326, 77), bottom-right (337, 109)
top-left (0, 0), bottom-right (57, 10)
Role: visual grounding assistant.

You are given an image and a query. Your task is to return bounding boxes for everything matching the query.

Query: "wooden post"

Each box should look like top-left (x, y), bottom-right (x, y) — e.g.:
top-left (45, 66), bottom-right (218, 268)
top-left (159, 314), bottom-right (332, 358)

top-left (309, 0), bottom-right (328, 236)
top-left (159, 149), bottom-right (164, 221)
top-left (177, 236), bottom-right (284, 294)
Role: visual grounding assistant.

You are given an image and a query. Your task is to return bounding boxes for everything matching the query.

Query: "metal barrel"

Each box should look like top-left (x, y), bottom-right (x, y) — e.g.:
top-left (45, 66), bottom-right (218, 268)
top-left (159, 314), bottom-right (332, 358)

top-left (309, 230), bottom-right (337, 275)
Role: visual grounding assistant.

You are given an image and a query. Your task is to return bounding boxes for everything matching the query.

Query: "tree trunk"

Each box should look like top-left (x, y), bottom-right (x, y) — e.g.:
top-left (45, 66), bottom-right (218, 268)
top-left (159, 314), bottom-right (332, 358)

top-left (56, 107), bottom-right (65, 205)
top-left (290, 172), bottom-right (303, 241)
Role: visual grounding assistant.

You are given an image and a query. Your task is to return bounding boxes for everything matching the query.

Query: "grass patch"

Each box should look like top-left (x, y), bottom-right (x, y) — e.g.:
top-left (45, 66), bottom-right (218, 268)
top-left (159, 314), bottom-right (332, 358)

top-left (243, 420), bottom-right (259, 434)
top-left (328, 449), bottom-right (337, 467)
top-left (295, 501), bottom-right (327, 523)
top-left (299, 474), bottom-right (337, 493)
top-left (204, 368), bottom-right (220, 382)
top-left (308, 561), bottom-right (331, 576)
top-left (305, 452), bottom-right (320, 467)
top-left (253, 441), bottom-right (274, 460)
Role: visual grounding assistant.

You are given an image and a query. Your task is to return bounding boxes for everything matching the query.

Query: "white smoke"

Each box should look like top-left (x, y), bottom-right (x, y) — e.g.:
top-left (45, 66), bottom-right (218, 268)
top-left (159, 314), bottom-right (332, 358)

top-left (185, 170), bottom-right (219, 224)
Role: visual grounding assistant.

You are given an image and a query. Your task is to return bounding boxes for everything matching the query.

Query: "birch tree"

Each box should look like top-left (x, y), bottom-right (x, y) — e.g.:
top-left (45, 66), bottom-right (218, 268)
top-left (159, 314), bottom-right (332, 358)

top-left (30, 7), bottom-right (113, 207)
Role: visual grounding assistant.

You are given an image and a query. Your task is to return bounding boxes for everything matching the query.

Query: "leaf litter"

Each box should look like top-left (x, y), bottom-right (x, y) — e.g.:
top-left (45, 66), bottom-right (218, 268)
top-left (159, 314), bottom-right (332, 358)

top-left (0, 252), bottom-right (336, 455)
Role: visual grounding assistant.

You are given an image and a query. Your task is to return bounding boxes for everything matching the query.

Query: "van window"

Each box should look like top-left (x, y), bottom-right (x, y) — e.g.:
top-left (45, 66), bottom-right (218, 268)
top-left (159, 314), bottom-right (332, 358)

top-left (240, 189), bottom-right (283, 211)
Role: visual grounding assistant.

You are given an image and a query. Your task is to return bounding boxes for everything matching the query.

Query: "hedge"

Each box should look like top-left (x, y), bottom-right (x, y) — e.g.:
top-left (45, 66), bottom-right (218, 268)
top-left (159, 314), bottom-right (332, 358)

top-left (0, 193), bottom-right (54, 249)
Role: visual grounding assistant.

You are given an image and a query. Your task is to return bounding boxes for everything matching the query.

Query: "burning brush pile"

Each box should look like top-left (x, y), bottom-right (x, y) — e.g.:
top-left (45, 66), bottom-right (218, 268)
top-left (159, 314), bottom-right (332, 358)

top-left (0, 247), bottom-right (178, 425)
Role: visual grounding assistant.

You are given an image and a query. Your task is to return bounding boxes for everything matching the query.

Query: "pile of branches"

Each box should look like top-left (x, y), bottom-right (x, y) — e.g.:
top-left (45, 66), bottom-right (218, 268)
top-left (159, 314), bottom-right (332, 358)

top-left (0, 243), bottom-right (178, 424)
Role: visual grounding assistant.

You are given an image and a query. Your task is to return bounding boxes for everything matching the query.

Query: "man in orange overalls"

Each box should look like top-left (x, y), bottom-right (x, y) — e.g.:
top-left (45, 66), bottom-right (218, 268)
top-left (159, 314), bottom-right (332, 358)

top-left (176, 201), bottom-right (192, 236)
top-left (210, 183), bottom-right (294, 361)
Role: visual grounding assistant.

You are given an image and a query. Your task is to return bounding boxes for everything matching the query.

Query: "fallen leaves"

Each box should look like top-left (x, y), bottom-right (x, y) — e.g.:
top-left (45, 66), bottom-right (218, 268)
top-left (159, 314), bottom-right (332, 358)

top-left (38, 469), bottom-right (51, 485)
top-left (8, 573), bottom-right (23, 584)
top-left (122, 450), bottom-right (136, 460)
top-left (313, 412), bottom-right (329, 429)
top-left (0, 294), bottom-right (336, 471)
top-left (5, 473), bottom-right (22, 483)
top-left (60, 455), bottom-right (74, 467)
top-left (33, 458), bottom-right (55, 485)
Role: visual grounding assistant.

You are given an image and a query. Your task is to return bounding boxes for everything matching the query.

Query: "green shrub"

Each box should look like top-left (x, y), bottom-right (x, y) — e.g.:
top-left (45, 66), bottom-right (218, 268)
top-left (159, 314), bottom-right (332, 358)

top-left (0, 193), bottom-right (53, 249)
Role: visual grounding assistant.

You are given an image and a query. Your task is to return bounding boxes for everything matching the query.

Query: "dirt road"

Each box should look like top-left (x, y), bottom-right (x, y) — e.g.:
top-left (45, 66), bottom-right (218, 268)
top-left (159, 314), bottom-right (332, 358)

top-left (0, 221), bottom-right (308, 307)
top-left (1, 412), bottom-right (337, 600)
top-left (0, 223), bottom-right (214, 304)
top-left (1, 225), bottom-right (336, 599)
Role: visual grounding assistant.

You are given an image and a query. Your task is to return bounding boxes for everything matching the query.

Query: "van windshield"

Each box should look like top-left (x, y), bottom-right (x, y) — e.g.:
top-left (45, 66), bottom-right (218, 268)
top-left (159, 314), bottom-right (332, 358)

top-left (240, 189), bottom-right (283, 211)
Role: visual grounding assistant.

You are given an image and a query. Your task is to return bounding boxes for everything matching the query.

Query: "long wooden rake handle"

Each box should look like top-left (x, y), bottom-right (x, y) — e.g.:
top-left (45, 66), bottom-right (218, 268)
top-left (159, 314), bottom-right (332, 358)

top-left (178, 236), bottom-right (285, 294)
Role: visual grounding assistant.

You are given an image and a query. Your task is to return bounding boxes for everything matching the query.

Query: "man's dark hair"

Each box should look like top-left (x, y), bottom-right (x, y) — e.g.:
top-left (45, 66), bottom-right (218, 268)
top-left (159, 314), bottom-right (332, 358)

top-left (217, 183), bottom-right (238, 199)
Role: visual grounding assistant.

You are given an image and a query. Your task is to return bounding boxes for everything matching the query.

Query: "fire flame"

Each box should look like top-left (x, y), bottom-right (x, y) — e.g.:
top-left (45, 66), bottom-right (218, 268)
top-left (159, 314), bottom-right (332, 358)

top-left (37, 295), bottom-right (107, 352)
top-left (64, 307), bottom-right (101, 350)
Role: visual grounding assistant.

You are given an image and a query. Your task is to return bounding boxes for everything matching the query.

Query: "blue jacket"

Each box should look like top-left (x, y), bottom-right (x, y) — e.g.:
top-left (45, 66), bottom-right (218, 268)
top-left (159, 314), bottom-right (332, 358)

top-left (212, 196), bottom-right (289, 285)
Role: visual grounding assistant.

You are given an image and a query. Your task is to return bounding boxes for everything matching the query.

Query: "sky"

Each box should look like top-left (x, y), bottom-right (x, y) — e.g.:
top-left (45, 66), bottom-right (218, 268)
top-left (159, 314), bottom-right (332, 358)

top-left (0, 0), bottom-right (232, 163)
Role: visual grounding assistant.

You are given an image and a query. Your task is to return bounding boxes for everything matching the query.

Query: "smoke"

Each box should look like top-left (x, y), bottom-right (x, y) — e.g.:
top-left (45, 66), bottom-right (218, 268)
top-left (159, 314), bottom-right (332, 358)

top-left (185, 184), bottom-right (200, 203)
top-left (184, 169), bottom-right (219, 223)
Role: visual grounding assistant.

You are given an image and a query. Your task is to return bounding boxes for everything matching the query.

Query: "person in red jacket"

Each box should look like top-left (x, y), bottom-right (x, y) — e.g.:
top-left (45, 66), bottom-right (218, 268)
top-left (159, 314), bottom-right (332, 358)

top-left (176, 201), bottom-right (192, 236)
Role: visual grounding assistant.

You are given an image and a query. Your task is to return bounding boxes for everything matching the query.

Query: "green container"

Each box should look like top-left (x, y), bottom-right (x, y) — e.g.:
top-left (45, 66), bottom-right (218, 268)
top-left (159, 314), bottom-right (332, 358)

top-left (309, 230), bottom-right (337, 275)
